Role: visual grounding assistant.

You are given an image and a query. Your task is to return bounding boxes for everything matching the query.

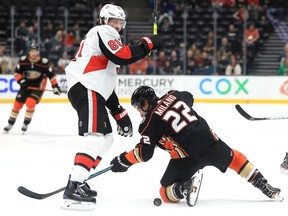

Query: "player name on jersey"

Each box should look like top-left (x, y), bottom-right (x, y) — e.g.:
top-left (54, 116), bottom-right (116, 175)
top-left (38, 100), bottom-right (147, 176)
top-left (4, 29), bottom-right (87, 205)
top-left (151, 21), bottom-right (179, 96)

top-left (155, 94), bottom-right (176, 116)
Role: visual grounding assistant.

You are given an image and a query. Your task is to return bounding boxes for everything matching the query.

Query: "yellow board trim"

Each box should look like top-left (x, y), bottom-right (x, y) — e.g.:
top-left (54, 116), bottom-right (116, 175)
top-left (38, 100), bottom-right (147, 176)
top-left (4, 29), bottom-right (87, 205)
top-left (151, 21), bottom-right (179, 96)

top-left (0, 98), bottom-right (70, 103)
top-left (123, 98), bottom-right (288, 104)
top-left (119, 98), bottom-right (288, 104)
top-left (1, 98), bottom-right (288, 104)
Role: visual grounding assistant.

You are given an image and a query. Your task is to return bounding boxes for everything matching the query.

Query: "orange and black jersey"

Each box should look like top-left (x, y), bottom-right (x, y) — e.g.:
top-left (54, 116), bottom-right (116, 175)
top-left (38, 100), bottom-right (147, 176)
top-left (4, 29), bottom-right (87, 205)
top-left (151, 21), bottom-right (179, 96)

top-left (14, 55), bottom-right (58, 89)
top-left (125, 90), bottom-right (219, 164)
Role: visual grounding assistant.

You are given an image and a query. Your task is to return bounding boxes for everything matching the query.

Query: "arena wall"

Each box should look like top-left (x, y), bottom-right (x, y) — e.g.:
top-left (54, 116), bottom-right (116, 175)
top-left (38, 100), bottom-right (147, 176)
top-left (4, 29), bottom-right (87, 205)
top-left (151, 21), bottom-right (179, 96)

top-left (1, 75), bottom-right (288, 104)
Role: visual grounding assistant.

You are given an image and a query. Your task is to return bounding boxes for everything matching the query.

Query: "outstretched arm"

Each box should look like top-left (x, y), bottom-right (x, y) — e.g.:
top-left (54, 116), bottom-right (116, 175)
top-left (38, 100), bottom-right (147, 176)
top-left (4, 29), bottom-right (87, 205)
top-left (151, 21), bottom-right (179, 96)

top-left (98, 32), bottom-right (164, 65)
top-left (110, 143), bottom-right (155, 172)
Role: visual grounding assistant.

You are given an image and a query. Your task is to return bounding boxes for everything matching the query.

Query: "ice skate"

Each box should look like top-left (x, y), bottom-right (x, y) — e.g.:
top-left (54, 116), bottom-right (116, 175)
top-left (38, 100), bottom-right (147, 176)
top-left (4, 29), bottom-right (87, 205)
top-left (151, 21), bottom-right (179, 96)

top-left (252, 177), bottom-right (284, 201)
top-left (66, 174), bottom-right (97, 197)
top-left (3, 123), bottom-right (13, 133)
top-left (21, 124), bottom-right (28, 134)
top-left (182, 170), bottom-right (203, 207)
top-left (83, 180), bottom-right (97, 197)
top-left (280, 152), bottom-right (288, 174)
top-left (62, 180), bottom-right (97, 210)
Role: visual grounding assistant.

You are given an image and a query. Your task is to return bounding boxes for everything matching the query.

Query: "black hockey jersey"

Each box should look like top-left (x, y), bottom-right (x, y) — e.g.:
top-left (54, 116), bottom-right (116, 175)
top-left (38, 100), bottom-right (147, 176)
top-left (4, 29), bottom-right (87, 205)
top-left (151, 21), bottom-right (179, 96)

top-left (125, 90), bottom-right (219, 164)
top-left (14, 55), bottom-right (58, 89)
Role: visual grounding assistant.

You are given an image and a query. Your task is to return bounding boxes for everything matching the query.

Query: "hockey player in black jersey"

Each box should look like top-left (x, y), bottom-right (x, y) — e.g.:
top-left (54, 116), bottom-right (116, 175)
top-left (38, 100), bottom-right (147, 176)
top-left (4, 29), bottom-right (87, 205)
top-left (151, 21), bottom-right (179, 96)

top-left (3, 43), bottom-right (61, 133)
top-left (110, 86), bottom-right (283, 206)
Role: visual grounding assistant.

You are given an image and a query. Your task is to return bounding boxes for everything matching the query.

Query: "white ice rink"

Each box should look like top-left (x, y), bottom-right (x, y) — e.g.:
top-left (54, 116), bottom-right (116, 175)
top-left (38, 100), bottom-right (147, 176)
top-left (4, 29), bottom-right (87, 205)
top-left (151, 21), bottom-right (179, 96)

top-left (1, 102), bottom-right (288, 216)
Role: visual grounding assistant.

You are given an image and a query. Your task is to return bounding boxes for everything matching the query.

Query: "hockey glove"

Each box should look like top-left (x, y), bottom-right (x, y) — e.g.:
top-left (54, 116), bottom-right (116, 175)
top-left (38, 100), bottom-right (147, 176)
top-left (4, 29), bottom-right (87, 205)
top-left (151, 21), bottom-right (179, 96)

top-left (138, 35), bottom-right (164, 55)
top-left (111, 105), bottom-right (133, 137)
top-left (17, 78), bottom-right (28, 88)
top-left (110, 152), bottom-right (132, 172)
top-left (52, 84), bottom-right (61, 95)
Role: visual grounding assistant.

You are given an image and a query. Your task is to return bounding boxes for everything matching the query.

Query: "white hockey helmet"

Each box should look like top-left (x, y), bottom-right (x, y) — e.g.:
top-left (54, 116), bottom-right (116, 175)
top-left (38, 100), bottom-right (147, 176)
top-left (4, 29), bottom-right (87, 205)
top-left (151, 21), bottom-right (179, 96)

top-left (99, 4), bottom-right (126, 28)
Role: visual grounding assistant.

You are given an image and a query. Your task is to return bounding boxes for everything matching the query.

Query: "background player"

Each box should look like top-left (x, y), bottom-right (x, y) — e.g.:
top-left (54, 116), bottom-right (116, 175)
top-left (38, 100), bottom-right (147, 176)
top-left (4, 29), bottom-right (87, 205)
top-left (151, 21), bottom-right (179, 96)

top-left (110, 86), bottom-right (283, 206)
top-left (3, 43), bottom-right (61, 133)
top-left (62, 4), bottom-right (164, 210)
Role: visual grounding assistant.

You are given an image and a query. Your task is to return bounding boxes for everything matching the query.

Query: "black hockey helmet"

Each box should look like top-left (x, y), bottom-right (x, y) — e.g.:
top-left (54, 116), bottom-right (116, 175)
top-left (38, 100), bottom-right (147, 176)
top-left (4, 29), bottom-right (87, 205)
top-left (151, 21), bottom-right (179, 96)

top-left (29, 42), bottom-right (39, 51)
top-left (131, 86), bottom-right (158, 108)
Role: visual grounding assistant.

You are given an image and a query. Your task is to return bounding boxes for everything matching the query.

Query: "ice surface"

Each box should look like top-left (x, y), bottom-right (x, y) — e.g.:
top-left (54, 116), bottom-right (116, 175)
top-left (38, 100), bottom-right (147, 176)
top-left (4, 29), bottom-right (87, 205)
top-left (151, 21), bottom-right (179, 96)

top-left (1, 102), bottom-right (288, 216)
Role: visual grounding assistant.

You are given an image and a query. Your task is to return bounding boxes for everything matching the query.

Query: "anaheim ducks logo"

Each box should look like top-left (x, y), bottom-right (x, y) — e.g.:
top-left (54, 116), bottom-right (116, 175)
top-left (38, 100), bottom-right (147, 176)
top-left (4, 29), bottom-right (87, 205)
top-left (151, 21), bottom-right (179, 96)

top-left (25, 70), bottom-right (41, 80)
top-left (280, 80), bottom-right (288, 96)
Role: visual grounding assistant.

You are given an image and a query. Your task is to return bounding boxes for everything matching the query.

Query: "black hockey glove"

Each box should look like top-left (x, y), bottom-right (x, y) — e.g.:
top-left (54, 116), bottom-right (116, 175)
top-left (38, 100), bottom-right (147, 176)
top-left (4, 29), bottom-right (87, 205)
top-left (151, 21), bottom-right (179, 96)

top-left (138, 35), bottom-right (164, 54)
top-left (110, 152), bottom-right (132, 172)
top-left (17, 78), bottom-right (28, 88)
top-left (111, 105), bottom-right (133, 137)
top-left (52, 84), bottom-right (61, 95)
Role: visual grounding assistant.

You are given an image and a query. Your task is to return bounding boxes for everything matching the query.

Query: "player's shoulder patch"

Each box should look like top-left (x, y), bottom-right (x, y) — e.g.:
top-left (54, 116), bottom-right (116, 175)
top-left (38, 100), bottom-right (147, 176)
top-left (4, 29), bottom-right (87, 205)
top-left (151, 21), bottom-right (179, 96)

top-left (41, 57), bottom-right (49, 64)
top-left (20, 56), bottom-right (27, 61)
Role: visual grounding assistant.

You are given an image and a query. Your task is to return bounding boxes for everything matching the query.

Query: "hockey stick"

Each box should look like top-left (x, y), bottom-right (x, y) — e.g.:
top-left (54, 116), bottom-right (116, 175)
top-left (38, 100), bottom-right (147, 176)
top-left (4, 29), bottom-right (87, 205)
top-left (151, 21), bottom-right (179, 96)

top-left (153, 0), bottom-right (157, 35)
top-left (235, 104), bottom-right (288, 120)
top-left (17, 166), bottom-right (112, 200)
top-left (28, 86), bottom-right (67, 94)
top-left (151, 0), bottom-right (158, 73)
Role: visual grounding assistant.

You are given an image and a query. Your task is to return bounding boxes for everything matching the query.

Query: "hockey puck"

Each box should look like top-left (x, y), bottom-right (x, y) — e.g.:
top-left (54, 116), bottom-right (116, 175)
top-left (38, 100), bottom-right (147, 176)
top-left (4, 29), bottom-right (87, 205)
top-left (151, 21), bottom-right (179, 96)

top-left (153, 198), bottom-right (162, 206)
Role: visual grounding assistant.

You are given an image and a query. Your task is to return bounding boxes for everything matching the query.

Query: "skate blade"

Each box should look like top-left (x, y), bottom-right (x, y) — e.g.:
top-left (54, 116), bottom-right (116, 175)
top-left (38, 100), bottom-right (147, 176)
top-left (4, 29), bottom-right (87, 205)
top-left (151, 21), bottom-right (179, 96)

top-left (61, 199), bottom-right (96, 211)
top-left (187, 172), bottom-right (203, 207)
top-left (280, 166), bottom-right (288, 174)
top-left (273, 193), bottom-right (284, 202)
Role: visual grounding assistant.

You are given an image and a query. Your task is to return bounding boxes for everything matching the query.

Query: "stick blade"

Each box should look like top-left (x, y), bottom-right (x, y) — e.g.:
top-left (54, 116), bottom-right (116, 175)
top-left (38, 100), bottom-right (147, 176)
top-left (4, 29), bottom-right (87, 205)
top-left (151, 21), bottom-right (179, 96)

top-left (235, 104), bottom-right (253, 120)
top-left (18, 186), bottom-right (44, 199)
top-left (18, 185), bottom-right (65, 200)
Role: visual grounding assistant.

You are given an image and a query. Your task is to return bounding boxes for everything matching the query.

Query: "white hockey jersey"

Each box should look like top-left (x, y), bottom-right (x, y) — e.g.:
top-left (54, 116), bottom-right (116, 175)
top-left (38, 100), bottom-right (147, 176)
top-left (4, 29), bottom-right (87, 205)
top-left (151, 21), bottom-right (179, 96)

top-left (65, 25), bottom-right (123, 100)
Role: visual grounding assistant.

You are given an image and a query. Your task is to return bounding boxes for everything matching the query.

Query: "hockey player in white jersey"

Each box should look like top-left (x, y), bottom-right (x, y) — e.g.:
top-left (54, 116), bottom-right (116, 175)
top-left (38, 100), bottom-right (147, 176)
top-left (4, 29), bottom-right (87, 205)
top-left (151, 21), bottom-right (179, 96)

top-left (62, 4), bottom-right (164, 210)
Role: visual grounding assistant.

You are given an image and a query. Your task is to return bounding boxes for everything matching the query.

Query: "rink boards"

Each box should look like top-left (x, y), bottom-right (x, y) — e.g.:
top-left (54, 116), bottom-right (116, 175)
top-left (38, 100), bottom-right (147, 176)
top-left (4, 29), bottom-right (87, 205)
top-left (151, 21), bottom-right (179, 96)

top-left (1, 74), bottom-right (288, 104)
